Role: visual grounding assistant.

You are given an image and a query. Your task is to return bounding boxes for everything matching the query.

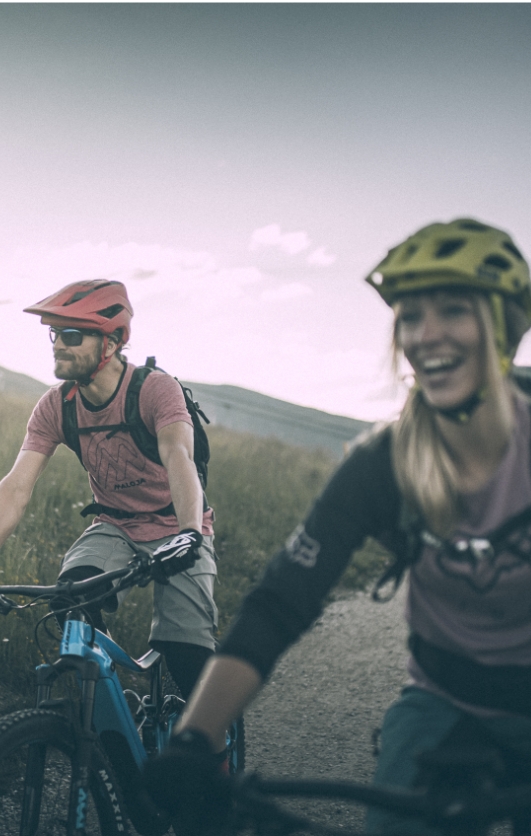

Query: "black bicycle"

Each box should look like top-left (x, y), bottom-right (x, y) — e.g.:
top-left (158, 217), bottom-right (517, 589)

top-left (225, 741), bottom-right (531, 836)
top-left (0, 551), bottom-right (244, 835)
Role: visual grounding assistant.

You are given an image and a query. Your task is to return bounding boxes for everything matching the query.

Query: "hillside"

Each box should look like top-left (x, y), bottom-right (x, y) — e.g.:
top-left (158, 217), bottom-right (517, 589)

top-left (181, 381), bottom-right (370, 456)
top-left (0, 365), bottom-right (370, 456)
top-left (0, 366), bottom-right (48, 400)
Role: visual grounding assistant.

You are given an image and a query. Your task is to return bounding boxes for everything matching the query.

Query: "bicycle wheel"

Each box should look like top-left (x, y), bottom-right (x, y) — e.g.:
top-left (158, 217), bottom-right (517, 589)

top-left (227, 715), bottom-right (245, 775)
top-left (0, 708), bottom-right (129, 835)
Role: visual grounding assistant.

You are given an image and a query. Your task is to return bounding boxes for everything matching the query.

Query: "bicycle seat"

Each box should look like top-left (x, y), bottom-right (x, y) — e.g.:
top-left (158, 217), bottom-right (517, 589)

top-left (134, 649), bottom-right (162, 671)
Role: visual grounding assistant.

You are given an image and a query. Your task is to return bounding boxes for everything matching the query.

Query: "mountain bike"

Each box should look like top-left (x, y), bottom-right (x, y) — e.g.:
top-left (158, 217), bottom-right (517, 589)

top-left (226, 743), bottom-right (531, 836)
top-left (0, 550), bottom-right (245, 835)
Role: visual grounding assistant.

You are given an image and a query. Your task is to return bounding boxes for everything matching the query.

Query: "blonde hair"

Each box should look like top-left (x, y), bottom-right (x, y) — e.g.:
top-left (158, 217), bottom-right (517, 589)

top-left (391, 294), bottom-right (515, 536)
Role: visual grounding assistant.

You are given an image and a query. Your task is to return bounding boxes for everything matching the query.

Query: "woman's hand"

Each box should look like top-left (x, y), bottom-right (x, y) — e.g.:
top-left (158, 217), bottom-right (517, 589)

top-left (143, 729), bottom-right (231, 835)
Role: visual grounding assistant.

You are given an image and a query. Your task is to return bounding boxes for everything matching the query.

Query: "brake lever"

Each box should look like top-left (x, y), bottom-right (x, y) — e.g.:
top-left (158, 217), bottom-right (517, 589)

top-left (125, 550), bottom-right (154, 589)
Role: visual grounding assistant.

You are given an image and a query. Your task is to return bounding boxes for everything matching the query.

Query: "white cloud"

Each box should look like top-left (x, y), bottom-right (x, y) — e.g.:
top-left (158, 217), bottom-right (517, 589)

top-left (1, 242), bottom-right (265, 315)
top-left (280, 231), bottom-right (312, 256)
top-left (260, 282), bottom-right (313, 302)
top-left (8, 242), bottom-right (218, 291)
top-left (249, 224), bottom-right (282, 249)
top-left (249, 224), bottom-right (311, 255)
top-left (307, 246), bottom-right (337, 267)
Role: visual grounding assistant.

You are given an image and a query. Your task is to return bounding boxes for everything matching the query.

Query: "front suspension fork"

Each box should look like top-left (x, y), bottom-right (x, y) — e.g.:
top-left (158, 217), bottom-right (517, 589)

top-left (27, 650), bottom-right (100, 836)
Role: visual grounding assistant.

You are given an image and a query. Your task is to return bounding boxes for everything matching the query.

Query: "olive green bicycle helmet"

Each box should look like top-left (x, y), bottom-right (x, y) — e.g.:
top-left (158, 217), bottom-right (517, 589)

top-left (366, 218), bottom-right (531, 369)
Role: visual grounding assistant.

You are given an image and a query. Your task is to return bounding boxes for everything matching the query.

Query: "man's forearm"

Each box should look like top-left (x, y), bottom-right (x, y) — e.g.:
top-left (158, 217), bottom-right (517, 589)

top-left (166, 451), bottom-right (204, 532)
top-left (0, 481), bottom-right (31, 549)
top-left (0, 451), bottom-right (49, 551)
top-left (157, 423), bottom-right (204, 533)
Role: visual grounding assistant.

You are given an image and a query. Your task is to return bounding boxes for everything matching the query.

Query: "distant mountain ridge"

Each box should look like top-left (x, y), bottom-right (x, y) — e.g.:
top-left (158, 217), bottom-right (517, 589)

top-left (0, 366), bottom-right (48, 400)
top-left (181, 381), bottom-right (371, 456)
top-left (0, 365), bottom-right (371, 457)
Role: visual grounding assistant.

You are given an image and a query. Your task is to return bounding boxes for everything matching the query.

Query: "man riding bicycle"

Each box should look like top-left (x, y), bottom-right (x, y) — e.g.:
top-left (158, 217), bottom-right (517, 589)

top-left (0, 279), bottom-right (217, 701)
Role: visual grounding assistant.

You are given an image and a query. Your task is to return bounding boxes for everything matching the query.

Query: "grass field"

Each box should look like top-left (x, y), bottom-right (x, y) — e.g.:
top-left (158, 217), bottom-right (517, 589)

top-left (0, 392), bottom-right (389, 694)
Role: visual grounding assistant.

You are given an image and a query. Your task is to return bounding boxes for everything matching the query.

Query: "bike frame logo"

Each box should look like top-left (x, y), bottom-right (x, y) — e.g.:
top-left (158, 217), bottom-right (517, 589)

top-left (75, 787), bottom-right (87, 829)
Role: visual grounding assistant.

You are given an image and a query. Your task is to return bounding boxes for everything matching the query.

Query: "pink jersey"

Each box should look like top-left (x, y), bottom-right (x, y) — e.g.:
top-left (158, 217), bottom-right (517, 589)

top-left (22, 363), bottom-right (214, 541)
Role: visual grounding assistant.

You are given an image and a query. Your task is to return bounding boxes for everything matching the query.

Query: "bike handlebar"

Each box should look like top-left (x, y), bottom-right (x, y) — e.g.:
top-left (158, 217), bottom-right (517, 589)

top-left (230, 771), bottom-right (531, 835)
top-left (0, 550), bottom-right (153, 614)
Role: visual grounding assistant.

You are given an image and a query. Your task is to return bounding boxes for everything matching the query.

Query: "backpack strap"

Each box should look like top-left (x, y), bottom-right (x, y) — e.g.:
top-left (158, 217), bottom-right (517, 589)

top-left (61, 381), bottom-right (85, 468)
top-left (135, 358), bottom-right (211, 488)
top-left (124, 365), bottom-right (162, 466)
top-left (177, 382), bottom-right (210, 488)
top-left (79, 500), bottom-right (175, 519)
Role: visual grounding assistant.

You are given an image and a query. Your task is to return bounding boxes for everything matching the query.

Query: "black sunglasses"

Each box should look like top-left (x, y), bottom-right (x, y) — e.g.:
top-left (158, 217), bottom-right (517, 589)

top-left (49, 327), bottom-right (100, 347)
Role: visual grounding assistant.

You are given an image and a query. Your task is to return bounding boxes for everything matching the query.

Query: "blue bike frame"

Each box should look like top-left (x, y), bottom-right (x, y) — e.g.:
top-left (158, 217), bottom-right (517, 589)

top-left (55, 618), bottom-right (180, 768)
top-left (0, 557), bottom-right (243, 835)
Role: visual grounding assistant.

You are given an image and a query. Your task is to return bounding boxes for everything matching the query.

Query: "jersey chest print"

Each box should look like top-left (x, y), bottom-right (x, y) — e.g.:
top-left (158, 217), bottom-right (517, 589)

top-left (85, 433), bottom-right (147, 490)
top-left (429, 525), bottom-right (531, 593)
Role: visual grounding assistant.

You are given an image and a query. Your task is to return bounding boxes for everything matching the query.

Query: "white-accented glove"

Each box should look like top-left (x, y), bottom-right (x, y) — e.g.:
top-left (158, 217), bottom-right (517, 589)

top-left (151, 529), bottom-right (203, 584)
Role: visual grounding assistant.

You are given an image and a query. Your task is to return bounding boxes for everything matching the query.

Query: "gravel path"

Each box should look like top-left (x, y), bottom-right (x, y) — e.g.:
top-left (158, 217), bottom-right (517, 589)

top-left (242, 585), bottom-right (410, 832)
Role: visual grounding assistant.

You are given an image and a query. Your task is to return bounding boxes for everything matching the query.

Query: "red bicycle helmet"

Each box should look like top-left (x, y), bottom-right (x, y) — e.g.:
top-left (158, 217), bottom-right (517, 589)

top-left (25, 280), bottom-right (134, 397)
top-left (24, 280), bottom-right (133, 344)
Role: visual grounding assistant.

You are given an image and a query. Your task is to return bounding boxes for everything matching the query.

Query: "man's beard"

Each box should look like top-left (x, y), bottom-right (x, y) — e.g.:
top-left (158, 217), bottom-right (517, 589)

top-left (54, 348), bottom-right (101, 383)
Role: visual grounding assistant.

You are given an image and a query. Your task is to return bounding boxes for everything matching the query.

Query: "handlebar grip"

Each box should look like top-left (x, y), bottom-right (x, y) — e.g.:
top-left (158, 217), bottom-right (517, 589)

top-left (0, 594), bottom-right (16, 615)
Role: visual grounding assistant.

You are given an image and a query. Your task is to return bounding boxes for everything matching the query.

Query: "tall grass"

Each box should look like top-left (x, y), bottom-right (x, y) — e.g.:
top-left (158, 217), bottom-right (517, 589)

top-left (0, 394), bottom-right (389, 696)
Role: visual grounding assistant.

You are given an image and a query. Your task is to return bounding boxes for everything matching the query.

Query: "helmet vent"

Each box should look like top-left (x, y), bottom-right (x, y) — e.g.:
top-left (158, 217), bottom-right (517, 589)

top-left (434, 239), bottom-right (465, 259)
top-left (457, 221), bottom-right (490, 232)
top-left (65, 289), bottom-right (98, 305)
top-left (65, 281), bottom-right (113, 306)
top-left (399, 244), bottom-right (418, 263)
top-left (483, 255), bottom-right (511, 271)
top-left (97, 304), bottom-right (125, 319)
top-left (503, 241), bottom-right (524, 261)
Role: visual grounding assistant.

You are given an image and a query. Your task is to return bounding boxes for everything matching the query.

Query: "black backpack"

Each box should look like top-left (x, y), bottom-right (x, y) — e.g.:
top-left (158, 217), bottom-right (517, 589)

top-left (61, 357), bottom-right (211, 519)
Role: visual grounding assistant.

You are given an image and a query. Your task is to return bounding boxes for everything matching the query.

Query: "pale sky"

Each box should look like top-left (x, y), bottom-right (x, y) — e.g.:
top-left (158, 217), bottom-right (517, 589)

top-left (1, 4), bottom-right (531, 421)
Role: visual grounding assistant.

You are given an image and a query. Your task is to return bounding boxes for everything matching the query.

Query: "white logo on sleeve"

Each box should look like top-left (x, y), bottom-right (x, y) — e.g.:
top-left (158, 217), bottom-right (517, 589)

top-left (285, 525), bottom-right (320, 568)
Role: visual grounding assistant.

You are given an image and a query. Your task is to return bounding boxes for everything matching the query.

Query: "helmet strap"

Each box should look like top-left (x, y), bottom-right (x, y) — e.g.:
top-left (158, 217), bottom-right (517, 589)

top-left (88, 335), bottom-right (111, 381)
top-left (488, 292), bottom-right (514, 375)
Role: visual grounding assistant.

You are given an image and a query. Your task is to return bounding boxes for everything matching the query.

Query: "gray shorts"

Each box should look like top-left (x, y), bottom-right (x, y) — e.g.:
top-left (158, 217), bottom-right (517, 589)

top-left (60, 521), bottom-right (218, 650)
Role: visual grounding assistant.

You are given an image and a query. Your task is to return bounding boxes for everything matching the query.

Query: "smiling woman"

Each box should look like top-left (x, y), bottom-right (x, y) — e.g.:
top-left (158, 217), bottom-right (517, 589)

top-left (143, 218), bottom-right (531, 836)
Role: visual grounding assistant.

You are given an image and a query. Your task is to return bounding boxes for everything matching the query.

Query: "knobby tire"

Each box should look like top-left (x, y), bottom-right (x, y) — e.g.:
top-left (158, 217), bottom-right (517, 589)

top-left (0, 708), bottom-right (129, 835)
